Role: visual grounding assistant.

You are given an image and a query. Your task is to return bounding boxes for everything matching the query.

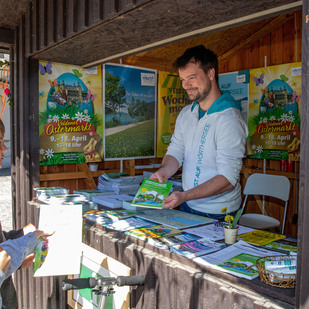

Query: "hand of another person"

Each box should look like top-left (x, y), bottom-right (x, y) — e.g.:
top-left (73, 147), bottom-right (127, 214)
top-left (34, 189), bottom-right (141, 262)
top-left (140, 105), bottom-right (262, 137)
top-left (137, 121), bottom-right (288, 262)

top-left (0, 247), bottom-right (11, 274)
top-left (33, 230), bottom-right (54, 239)
top-left (20, 253), bottom-right (35, 269)
top-left (163, 191), bottom-right (186, 209)
top-left (23, 223), bottom-right (37, 235)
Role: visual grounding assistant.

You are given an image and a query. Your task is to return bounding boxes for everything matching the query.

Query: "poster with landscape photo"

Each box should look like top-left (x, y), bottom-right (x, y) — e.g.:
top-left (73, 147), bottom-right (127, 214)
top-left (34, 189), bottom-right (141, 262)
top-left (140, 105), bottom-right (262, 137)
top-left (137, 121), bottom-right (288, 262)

top-left (103, 63), bottom-right (156, 160)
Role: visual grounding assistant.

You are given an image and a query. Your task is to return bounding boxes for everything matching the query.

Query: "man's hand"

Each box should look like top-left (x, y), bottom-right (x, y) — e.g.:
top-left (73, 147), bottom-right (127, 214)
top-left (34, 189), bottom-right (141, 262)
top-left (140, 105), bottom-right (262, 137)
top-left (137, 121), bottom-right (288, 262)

top-left (150, 169), bottom-right (169, 183)
top-left (0, 247), bottom-right (11, 274)
top-left (163, 191), bottom-right (186, 209)
top-left (150, 155), bottom-right (180, 183)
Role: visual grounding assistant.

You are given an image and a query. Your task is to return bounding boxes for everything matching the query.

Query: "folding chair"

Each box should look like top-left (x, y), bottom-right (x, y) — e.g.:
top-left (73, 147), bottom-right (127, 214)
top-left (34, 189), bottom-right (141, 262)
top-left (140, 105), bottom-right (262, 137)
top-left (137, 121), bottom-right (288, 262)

top-left (239, 173), bottom-right (290, 234)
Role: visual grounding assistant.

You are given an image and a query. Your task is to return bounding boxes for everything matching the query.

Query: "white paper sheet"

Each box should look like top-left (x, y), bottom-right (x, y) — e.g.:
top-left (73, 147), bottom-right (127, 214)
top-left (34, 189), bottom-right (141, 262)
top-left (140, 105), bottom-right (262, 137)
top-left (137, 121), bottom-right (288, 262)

top-left (183, 224), bottom-right (255, 241)
top-left (193, 240), bottom-right (284, 268)
top-left (34, 203), bottom-right (83, 277)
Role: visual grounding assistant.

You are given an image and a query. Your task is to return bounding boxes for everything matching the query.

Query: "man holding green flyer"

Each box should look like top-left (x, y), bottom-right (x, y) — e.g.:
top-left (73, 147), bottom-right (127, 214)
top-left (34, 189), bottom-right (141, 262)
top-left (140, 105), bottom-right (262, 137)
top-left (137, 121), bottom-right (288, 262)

top-left (151, 45), bottom-right (248, 220)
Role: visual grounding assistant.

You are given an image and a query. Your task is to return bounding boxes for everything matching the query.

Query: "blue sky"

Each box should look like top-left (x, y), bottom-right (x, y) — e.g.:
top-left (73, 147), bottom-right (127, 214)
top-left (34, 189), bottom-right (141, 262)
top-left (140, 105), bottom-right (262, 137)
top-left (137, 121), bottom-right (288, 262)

top-left (104, 64), bottom-right (156, 104)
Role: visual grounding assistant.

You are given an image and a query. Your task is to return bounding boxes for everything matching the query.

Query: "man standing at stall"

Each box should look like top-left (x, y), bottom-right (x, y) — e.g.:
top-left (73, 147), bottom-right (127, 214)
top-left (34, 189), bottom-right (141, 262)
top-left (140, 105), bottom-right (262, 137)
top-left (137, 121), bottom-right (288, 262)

top-left (151, 45), bottom-right (248, 220)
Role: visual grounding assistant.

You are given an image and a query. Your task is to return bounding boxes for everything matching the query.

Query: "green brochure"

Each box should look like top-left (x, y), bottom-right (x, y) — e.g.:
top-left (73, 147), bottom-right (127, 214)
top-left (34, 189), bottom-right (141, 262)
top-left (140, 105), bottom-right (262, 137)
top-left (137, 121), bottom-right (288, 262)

top-left (131, 178), bottom-right (173, 209)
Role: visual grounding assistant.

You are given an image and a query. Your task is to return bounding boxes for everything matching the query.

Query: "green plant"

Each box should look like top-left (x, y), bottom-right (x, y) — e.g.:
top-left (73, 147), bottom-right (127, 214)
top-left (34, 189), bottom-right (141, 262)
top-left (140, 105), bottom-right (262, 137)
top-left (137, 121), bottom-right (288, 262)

top-left (221, 207), bottom-right (242, 229)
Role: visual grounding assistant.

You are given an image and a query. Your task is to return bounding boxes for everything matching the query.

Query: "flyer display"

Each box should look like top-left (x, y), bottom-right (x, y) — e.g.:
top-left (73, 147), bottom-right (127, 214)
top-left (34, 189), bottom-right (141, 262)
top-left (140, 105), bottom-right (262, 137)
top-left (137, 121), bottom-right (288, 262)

top-left (247, 62), bottom-right (301, 161)
top-left (39, 61), bottom-right (103, 165)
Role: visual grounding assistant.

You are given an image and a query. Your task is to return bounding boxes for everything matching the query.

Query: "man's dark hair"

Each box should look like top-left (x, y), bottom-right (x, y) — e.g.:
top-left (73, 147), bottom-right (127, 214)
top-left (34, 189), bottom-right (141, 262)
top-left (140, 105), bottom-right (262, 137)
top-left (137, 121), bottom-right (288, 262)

top-left (173, 45), bottom-right (219, 82)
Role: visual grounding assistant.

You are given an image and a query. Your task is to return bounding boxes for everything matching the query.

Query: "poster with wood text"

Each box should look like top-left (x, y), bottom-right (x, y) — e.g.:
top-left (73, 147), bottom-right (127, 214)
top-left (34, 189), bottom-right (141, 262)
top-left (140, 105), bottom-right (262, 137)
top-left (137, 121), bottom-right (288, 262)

top-left (103, 63), bottom-right (156, 160)
top-left (39, 61), bottom-right (103, 165)
top-left (247, 62), bottom-right (301, 161)
top-left (156, 71), bottom-right (189, 158)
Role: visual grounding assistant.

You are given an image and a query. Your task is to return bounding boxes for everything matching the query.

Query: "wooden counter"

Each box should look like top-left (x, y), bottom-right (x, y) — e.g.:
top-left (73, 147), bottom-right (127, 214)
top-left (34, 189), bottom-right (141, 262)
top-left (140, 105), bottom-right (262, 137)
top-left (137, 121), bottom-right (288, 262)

top-left (16, 201), bottom-right (295, 309)
top-left (83, 221), bottom-right (295, 309)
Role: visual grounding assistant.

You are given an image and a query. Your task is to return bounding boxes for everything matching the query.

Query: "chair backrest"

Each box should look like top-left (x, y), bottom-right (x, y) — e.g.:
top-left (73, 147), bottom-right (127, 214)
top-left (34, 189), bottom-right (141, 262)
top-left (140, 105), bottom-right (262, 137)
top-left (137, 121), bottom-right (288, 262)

top-left (243, 173), bottom-right (290, 201)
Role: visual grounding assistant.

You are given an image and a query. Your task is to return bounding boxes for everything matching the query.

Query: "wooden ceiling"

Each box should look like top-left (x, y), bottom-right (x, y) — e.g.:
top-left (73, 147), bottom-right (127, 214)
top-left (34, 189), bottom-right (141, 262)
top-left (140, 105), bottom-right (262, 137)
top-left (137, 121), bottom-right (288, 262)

top-left (0, 0), bottom-right (302, 71)
top-left (120, 12), bottom-right (296, 72)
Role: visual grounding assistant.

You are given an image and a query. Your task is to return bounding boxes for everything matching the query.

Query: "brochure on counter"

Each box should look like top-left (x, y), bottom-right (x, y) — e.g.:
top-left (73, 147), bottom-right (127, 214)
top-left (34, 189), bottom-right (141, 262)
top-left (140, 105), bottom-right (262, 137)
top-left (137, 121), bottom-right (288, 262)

top-left (148, 232), bottom-right (202, 249)
top-left (136, 208), bottom-right (213, 229)
top-left (183, 224), bottom-right (255, 242)
top-left (104, 217), bottom-right (155, 232)
top-left (237, 230), bottom-right (286, 246)
top-left (170, 238), bottom-right (226, 259)
top-left (193, 240), bottom-right (285, 280)
top-left (131, 178), bottom-right (173, 209)
top-left (92, 194), bottom-right (135, 209)
top-left (125, 224), bottom-right (182, 241)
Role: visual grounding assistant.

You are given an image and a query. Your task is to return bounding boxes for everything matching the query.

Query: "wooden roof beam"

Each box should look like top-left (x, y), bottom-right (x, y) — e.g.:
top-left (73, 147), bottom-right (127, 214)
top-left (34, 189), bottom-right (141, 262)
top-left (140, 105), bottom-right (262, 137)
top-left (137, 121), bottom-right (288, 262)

top-left (218, 12), bottom-right (295, 63)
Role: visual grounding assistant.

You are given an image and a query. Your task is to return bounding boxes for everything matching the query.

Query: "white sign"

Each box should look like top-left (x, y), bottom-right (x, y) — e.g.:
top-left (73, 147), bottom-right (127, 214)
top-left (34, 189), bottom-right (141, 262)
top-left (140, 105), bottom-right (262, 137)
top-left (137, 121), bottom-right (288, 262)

top-left (34, 204), bottom-right (83, 277)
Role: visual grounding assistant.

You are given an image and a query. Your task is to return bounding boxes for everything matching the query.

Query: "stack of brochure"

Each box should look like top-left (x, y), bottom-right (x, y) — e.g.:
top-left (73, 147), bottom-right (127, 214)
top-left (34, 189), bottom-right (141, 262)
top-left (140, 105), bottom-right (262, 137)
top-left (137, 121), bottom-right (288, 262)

top-left (48, 194), bottom-right (86, 204)
top-left (92, 194), bottom-right (135, 209)
top-left (170, 239), bottom-right (226, 258)
top-left (104, 217), bottom-right (154, 232)
top-left (98, 209), bottom-right (144, 221)
top-left (34, 187), bottom-right (69, 203)
top-left (97, 174), bottom-right (144, 195)
top-left (73, 189), bottom-right (114, 201)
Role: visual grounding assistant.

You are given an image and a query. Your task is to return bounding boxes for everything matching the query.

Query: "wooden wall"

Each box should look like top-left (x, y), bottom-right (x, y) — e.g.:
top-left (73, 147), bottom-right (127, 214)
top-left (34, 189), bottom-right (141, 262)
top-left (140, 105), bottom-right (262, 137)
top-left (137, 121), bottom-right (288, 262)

top-left (39, 10), bottom-right (302, 238)
top-left (219, 10), bottom-right (302, 238)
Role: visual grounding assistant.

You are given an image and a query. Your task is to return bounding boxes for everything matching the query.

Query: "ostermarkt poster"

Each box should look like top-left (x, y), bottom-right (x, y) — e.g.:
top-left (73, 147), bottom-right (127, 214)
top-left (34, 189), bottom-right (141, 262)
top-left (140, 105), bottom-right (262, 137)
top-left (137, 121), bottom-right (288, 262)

top-left (39, 61), bottom-right (103, 165)
top-left (247, 62), bottom-right (301, 161)
top-left (157, 71), bottom-right (190, 158)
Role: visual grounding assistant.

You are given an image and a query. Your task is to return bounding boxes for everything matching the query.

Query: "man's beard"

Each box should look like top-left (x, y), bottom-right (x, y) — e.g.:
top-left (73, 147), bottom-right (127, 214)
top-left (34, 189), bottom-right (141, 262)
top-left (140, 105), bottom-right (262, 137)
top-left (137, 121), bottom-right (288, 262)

top-left (188, 83), bottom-right (211, 102)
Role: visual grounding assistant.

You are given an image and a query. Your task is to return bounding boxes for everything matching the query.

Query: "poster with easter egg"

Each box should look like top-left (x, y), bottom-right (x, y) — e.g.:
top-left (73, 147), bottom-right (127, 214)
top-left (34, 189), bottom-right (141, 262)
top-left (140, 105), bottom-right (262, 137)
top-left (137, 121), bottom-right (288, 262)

top-left (247, 62), bottom-right (301, 161)
top-left (38, 61), bottom-right (103, 165)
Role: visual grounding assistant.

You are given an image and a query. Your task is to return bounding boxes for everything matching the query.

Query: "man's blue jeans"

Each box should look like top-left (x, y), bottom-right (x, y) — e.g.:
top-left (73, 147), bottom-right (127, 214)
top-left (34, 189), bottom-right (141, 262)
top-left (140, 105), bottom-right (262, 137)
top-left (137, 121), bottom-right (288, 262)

top-left (179, 202), bottom-right (237, 221)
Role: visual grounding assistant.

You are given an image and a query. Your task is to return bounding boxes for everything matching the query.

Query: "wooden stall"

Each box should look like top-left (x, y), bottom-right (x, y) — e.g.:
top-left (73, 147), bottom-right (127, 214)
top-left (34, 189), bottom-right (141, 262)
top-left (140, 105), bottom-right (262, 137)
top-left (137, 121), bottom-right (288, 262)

top-left (39, 10), bottom-right (302, 239)
top-left (1, 0), bottom-right (309, 308)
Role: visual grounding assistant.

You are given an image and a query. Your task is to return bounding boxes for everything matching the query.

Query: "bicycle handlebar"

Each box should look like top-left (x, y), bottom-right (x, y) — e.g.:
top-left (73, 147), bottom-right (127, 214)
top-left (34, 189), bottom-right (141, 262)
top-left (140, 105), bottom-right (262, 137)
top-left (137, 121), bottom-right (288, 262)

top-left (62, 275), bottom-right (145, 291)
top-left (116, 275), bottom-right (145, 287)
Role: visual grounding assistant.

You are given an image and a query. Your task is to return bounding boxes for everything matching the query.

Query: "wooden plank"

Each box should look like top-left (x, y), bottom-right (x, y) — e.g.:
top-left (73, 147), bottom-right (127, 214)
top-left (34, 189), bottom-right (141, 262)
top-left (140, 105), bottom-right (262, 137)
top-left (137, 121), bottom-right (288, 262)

top-left (25, 2), bottom-right (32, 56)
top-left (0, 29), bottom-right (14, 45)
top-left (66, 0), bottom-right (77, 36)
top-left (47, 0), bottom-right (57, 44)
top-left (77, 162), bottom-right (97, 188)
top-left (270, 20), bottom-right (284, 65)
top-left (75, 0), bottom-right (87, 30)
top-left (31, 0), bottom-right (39, 52)
top-left (56, 0), bottom-right (66, 41)
top-left (219, 13), bottom-right (295, 63)
top-left (88, 0), bottom-right (103, 25)
top-left (39, 0), bottom-right (48, 48)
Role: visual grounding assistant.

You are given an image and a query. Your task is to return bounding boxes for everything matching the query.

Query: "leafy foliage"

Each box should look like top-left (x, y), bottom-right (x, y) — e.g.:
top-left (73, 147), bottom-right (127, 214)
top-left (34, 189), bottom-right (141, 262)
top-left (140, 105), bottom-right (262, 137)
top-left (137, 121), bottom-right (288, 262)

top-left (105, 119), bottom-right (154, 158)
top-left (105, 72), bottom-right (126, 120)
